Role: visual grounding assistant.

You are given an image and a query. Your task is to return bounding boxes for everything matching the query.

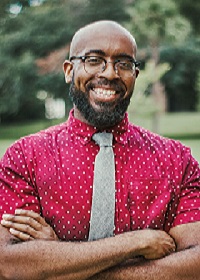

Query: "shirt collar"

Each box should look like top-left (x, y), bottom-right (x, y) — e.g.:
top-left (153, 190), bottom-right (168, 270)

top-left (67, 109), bottom-right (129, 145)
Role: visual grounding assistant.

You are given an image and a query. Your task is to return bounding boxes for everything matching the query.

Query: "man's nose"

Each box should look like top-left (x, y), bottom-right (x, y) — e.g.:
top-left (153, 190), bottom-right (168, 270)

top-left (98, 62), bottom-right (119, 80)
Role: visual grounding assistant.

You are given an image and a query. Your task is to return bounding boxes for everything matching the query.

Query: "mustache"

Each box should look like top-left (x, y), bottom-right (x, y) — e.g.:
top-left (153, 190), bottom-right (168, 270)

top-left (86, 78), bottom-right (126, 93)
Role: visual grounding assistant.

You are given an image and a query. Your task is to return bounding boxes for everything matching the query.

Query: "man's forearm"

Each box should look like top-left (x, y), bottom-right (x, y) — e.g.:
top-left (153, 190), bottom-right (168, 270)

top-left (0, 226), bottom-right (175, 280)
top-left (90, 245), bottom-right (200, 280)
top-left (0, 236), bottom-right (131, 280)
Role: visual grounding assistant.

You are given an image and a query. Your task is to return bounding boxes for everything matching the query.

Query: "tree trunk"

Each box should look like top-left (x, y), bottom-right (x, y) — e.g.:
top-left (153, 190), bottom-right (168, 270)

top-left (151, 41), bottom-right (163, 133)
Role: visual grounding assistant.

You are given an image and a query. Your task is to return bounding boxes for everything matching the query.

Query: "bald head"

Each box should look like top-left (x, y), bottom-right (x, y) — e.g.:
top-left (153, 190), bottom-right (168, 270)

top-left (69, 20), bottom-right (137, 58)
top-left (64, 20), bottom-right (139, 128)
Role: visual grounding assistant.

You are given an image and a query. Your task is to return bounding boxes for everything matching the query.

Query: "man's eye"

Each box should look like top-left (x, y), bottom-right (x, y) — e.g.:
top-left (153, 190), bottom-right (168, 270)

top-left (86, 57), bottom-right (103, 65)
top-left (118, 61), bottom-right (133, 70)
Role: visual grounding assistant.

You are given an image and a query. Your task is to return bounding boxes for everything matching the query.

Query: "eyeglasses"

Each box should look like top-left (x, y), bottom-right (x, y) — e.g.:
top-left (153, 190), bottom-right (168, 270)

top-left (69, 55), bottom-right (140, 77)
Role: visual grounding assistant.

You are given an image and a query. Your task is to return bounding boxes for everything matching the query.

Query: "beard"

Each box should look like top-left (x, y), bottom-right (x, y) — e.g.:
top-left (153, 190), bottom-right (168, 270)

top-left (69, 79), bottom-right (132, 128)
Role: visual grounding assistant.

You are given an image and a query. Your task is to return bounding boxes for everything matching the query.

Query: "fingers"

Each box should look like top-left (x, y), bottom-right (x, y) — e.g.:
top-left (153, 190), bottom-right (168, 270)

top-left (1, 217), bottom-right (36, 241)
top-left (1, 212), bottom-right (43, 232)
top-left (9, 228), bottom-right (34, 241)
top-left (160, 235), bottom-right (176, 255)
top-left (1, 210), bottom-right (59, 241)
top-left (1, 217), bottom-right (40, 239)
top-left (144, 241), bottom-right (176, 260)
top-left (15, 209), bottom-right (48, 227)
top-left (2, 209), bottom-right (48, 230)
top-left (1, 211), bottom-right (42, 240)
top-left (157, 237), bottom-right (176, 258)
top-left (137, 229), bottom-right (176, 260)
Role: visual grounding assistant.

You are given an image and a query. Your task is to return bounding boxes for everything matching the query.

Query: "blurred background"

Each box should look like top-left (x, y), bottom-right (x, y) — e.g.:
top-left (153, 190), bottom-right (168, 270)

top-left (0, 0), bottom-right (200, 161)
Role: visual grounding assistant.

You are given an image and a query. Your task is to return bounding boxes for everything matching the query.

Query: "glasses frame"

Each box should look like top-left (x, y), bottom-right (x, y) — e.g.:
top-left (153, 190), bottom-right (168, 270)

top-left (69, 55), bottom-right (140, 76)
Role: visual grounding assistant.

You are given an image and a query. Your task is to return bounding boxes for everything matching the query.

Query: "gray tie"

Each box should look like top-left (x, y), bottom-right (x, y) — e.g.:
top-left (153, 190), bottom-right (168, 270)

top-left (88, 132), bottom-right (115, 241)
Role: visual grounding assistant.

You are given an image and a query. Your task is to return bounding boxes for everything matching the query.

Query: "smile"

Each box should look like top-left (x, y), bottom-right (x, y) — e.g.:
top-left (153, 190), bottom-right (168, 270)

top-left (93, 88), bottom-right (116, 97)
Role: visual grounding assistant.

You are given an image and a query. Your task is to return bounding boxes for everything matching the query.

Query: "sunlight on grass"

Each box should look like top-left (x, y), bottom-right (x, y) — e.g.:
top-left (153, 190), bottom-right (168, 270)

top-left (0, 113), bottom-right (199, 162)
top-left (181, 139), bottom-right (200, 164)
top-left (129, 112), bottom-right (200, 137)
top-left (0, 140), bottom-right (15, 159)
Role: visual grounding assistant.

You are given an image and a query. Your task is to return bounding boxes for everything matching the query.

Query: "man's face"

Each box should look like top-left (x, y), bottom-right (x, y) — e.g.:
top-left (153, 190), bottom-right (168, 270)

top-left (65, 23), bottom-right (139, 128)
top-left (69, 75), bottom-right (132, 128)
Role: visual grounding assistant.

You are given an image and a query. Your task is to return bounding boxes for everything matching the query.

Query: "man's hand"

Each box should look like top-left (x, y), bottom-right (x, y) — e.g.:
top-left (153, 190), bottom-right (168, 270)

top-left (116, 229), bottom-right (175, 260)
top-left (1, 209), bottom-right (59, 241)
top-left (135, 229), bottom-right (176, 259)
top-left (1, 209), bottom-right (175, 260)
top-left (0, 210), bottom-right (177, 280)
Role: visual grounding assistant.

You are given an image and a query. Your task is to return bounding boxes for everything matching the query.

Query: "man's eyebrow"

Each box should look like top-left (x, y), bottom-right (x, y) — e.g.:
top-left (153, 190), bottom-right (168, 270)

top-left (84, 50), bottom-right (135, 60)
top-left (116, 53), bottom-right (135, 60)
top-left (85, 49), bottom-right (106, 56)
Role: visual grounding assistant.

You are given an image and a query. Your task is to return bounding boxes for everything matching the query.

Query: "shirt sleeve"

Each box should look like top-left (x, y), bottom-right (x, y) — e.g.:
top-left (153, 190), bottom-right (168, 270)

top-left (0, 140), bottom-right (41, 219)
top-left (172, 146), bottom-right (200, 227)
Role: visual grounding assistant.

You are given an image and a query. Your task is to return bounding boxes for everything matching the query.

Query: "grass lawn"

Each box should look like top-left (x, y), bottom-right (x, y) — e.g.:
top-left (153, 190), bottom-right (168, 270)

top-left (129, 112), bottom-right (200, 138)
top-left (0, 119), bottom-right (57, 140)
top-left (0, 140), bottom-right (16, 158)
top-left (180, 139), bottom-right (200, 163)
top-left (0, 112), bottom-right (199, 162)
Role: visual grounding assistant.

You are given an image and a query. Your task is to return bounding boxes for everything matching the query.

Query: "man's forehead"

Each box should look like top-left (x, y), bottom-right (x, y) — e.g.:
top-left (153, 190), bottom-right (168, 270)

top-left (69, 21), bottom-right (136, 57)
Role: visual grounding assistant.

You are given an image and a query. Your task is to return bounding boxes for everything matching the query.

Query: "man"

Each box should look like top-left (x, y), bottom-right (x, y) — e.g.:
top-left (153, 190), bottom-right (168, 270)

top-left (0, 20), bottom-right (200, 280)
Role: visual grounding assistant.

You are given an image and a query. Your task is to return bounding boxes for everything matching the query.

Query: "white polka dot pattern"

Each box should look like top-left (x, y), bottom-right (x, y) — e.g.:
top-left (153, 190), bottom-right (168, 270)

top-left (0, 109), bottom-right (200, 241)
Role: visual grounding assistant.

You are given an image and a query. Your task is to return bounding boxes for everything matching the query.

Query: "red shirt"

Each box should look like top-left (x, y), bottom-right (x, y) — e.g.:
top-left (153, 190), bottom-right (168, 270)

top-left (0, 110), bottom-right (200, 241)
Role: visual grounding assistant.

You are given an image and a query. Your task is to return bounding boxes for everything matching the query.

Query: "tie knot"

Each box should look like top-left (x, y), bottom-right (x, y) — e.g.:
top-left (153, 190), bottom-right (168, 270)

top-left (92, 132), bottom-right (113, 147)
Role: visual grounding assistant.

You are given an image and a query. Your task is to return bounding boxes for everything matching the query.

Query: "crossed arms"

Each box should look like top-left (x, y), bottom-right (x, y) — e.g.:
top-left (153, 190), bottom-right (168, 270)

top-left (1, 209), bottom-right (200, 280)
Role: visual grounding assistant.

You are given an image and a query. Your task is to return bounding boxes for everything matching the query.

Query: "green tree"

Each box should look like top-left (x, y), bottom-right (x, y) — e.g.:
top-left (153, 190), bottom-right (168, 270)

top-left (160, 43), bottom-right (200, 112)
top-left (0, 0), bottom-right (133, 123)
top-left (0, 0), bottom-right (75, 122)
top-left (80, 0), bottom-right (130, 25)
top-left (176, 0), bottom-right (200, 34)
top-left (128, 0), bottom-right (197, 116)
top-left (125, 0), bottom-right (194, 131)
top-left (0, 47), bottom-right (45, 122)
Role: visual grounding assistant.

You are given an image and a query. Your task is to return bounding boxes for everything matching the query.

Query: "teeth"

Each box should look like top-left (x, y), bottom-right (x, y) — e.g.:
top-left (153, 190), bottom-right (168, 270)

top-left (94, 88), bottom-right (116, 96)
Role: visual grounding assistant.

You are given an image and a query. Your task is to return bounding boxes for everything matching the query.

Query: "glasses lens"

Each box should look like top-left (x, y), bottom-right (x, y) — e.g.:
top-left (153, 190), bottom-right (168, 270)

top-left (84, 56), bottom-right (105, 74)
top-left (115, 60), bottom-right (135, 77)
top-left (83, 56), bottom-right (137, 77)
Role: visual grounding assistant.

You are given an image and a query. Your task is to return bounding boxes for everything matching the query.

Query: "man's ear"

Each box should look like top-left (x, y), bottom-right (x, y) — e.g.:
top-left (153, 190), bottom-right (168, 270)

top-left (63, 60), bottom-right (73, 83)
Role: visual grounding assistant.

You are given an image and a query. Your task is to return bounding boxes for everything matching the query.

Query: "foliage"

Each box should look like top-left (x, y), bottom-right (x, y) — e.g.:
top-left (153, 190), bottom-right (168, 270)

top-left (126, 0), bottom-right (199, 112)
top-left (0, 49), bottom-right (42, 122)
top-left (0, 1), bottom-right (70, 122)
top-left (127, 0), bottom-right (191, 47)
top-left (160, 42), bottom-right (200, 112)
top-left (0, 0), bottom-right (132, 123)
top-left (197, 72), bottom-right (200, 111)
top-left (176, 0), bottom-right (200, 34)
top-left (80, 0), bottom-right (130, 25)
top-left (129, 61), bottom-right (170, 115)
top-left (0, 0), bottom-right (200, 123)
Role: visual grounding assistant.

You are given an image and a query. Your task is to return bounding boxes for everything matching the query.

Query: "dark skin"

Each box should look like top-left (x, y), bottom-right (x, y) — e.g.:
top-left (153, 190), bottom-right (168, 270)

top-left (0, 211), bottom-right (175, 280)
top-left (1, 20), bottom-right (200, 280)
